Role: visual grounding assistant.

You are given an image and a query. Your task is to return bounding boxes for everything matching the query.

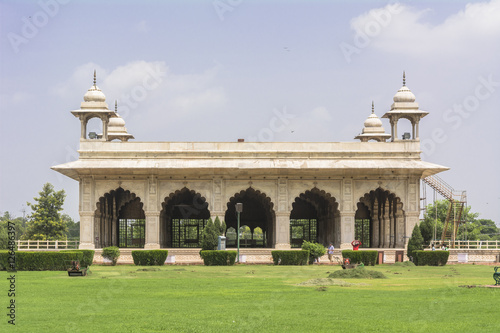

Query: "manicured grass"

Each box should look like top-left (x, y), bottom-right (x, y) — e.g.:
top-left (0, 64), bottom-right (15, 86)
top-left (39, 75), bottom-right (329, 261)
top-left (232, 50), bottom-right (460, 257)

top-left (1, 264), bottom-right (499, 332)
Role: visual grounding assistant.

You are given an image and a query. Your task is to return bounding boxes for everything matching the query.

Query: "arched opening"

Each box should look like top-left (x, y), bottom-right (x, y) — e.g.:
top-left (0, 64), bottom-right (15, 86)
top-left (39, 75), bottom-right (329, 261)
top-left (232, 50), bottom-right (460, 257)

top-left (86, 117), bottom-right (104, 139)
top-left (356, 188), bottom-right (405, 248)
top-left (160, 188), bottom-right (210, 248)
top-left (290, 188), bottom-right (340, 248)
top-left (225, 188), bottom-right (275, 248)
top-left (94, 188), bottom-right (145, 248)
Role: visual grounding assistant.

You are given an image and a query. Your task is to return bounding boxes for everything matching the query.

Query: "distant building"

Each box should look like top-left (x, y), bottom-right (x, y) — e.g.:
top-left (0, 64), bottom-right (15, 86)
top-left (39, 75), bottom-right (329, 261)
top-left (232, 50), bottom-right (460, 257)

top-left (52, 72), bottom-right (446, 254)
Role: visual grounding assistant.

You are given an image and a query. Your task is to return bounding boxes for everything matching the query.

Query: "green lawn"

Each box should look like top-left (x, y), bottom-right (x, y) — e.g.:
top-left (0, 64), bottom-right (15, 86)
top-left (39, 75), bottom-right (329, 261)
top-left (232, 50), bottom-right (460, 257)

top-left (1, 264), bottom-right (498, 332)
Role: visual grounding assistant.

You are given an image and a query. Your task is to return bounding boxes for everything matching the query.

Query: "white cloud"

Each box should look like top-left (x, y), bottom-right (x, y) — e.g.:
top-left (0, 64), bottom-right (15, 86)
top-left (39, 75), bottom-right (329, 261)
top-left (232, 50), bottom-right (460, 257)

top-left (350, 0), bottom-right (500, 59)
top-left (135, 20), bottom-right (149, 33)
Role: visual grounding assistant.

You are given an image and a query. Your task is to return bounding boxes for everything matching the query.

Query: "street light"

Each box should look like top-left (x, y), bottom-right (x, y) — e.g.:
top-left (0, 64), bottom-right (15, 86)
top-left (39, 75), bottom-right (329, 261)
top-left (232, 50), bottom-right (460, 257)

top-left (235, 203), bottom-right (243, 263)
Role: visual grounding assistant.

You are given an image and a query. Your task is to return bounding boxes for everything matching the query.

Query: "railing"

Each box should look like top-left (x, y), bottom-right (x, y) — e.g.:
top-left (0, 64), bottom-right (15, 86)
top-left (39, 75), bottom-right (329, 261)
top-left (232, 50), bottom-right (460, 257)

top-left (16, 240), bottom-right (80, 250)
top-left (432, 240), bottom-right (500, 250)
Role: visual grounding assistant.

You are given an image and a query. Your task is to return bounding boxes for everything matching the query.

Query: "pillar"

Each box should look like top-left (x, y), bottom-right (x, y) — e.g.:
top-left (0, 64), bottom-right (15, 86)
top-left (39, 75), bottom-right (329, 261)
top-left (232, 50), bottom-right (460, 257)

top-left (372, 198), bottom-right (379, 248)
top-left (145, 212), bottom-right (161, 249)
top-left (274, 213), bottom-right (291, 249)
top-left (79, 212), bottom-right (95, 249)
top-left (339, 212), bottom-right (355, 249)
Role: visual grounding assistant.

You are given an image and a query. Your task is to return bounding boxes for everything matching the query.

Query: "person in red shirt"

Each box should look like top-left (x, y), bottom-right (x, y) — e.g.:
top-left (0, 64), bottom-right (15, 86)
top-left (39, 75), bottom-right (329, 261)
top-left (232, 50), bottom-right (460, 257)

top-left (351, 240), bottom-right (362, 250)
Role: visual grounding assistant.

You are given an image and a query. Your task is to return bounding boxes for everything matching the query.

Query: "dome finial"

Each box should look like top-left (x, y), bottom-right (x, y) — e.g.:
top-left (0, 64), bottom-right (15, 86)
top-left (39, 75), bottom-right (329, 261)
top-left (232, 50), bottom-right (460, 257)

top-left (93, 69), bottom-right (97, 87)
top-left (115, 100), bottom-right (117, 112)
top-left (403, 71), bottom-right (406, 86)
top-left (371, 101), bottom-right (374, 114)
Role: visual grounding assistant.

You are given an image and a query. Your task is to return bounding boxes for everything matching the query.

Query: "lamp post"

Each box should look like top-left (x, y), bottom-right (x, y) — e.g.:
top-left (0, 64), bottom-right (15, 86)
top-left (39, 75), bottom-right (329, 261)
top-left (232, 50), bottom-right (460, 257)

top-left (235, 203), bottom-right (243, 263)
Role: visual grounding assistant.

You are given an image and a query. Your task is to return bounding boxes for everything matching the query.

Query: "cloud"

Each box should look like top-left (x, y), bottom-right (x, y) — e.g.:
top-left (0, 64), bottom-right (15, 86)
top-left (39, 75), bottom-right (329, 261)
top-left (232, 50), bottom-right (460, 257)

top-left (350, 0), bottom-right (500, 60)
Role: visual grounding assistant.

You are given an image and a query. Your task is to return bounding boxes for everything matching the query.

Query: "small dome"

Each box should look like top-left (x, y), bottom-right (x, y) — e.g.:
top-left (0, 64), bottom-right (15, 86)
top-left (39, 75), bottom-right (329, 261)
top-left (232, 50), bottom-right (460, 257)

top-left (109, 115), bottom-right (125, 127)
top-left (83, 85), bottom-right (106, 102)
top-left (364, 112), bottom-right (383, 128)
top-left (393, 85), bottom-right (416, 103)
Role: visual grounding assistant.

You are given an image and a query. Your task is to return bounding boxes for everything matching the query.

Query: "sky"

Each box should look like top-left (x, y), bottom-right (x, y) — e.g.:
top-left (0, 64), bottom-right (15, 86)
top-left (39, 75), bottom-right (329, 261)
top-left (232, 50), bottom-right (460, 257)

top-left (1, 0), bottom-right (499, 226)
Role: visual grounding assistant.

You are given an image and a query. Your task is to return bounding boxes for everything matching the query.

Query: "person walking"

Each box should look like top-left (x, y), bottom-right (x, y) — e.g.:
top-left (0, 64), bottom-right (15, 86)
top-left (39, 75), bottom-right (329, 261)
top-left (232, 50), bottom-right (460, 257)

top-left (328, 243), bottom-right (335, 263)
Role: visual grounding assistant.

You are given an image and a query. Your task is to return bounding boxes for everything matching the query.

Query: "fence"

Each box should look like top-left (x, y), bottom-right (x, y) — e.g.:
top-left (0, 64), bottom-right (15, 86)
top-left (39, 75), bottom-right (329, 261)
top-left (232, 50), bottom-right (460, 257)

top-left (432, 239), bottom-right (500, 249)
top-left (16, 240), bottom-right (79, 250)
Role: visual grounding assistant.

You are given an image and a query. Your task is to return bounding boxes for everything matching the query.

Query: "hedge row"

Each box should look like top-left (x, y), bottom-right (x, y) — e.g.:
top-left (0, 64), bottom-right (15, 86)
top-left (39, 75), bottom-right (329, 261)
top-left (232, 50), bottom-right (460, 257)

top-left (60, 250), bottom-right (95, 267)
top-left (200, 250), bottom-right (237, 266)
top-left (0, 251), bottom-right (85, 271)
top-left (271, 250), bottom-right (309, 265)
top-left (341, 250), bottom-right (378, 266)
top-left (415, 250), bottom-right (449, 266)
top-left (132, 250), bottom-right (169, 266)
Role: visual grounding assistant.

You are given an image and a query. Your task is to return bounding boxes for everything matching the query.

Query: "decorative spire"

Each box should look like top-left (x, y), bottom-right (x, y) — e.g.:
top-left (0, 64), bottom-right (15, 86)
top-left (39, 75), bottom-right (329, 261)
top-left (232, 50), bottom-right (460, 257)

top-left (371, 101), bottom-right (374, 114)
top-left (115, 100), bottom-right (117, 112)
top-left (93, 69), bottom-right (97, 87)
top-left (403, 71), bottom-right (406, 86)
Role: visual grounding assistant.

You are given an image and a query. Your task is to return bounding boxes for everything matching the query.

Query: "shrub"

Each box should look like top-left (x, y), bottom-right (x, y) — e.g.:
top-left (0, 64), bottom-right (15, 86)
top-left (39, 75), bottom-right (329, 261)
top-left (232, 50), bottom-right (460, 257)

top-left (0, 250), bottom-right (12, 271)
top-left (60, 250), bottom-right (95, 267)
top-left (301, 241), bottom-right (326, 264)
top-left (200, 219), bottom-right (219, 252)
top-left (407, 224), bottom-right (424, 264)
top-left (200, 250), bottom-right (237, 266)
top-left (341, 250), bottom-right (378, 266)
top-left (392, 261), bottom-right (416, 267)
top-left (132, 250), bottom-right (169, 266)
top-left (271, 250), bottom-right (309, 265)
top-left (328, 266), bottom-right (387, 279)
top-left (0, 251), bottom-right (84, 271)
top-left (102, 246), bottom-right (120, 265)
top-left (415, 250), bottom-right (449, 266)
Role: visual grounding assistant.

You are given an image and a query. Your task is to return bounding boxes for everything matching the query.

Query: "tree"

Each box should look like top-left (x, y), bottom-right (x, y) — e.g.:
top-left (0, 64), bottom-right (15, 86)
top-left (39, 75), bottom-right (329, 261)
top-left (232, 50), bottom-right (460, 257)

top-left (24, 183), bottom-right (67, 240)
top-left (63, 214), bottom-right (80, 240)
top-left (213, 216), bottom-right (226, 236)
top-left (407, 224), bottom-right (423, 262)
top-left (419, 200), bottom-right (482, 245)
top-left (0, 211), bottom-right (26, 249)
top-left (200, 218), bottom-right (219, 251)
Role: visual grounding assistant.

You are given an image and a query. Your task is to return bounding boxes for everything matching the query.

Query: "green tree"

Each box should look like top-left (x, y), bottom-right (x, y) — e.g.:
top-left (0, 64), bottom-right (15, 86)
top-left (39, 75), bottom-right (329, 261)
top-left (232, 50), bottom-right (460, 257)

top-left (63, 214), bottom-right (80, 240)
top-left (407, 224), bottom-right (424, 262)
top-left (420, 200), bottom-right (481, 245)
top-left (200, 218), bottom-right (219, 251)
top-left (24, 183), bottom-right (67, 240)
top-left (213, 216), bottom-right (226, 236)
top-left (0, 212), bottom-right (26, 249)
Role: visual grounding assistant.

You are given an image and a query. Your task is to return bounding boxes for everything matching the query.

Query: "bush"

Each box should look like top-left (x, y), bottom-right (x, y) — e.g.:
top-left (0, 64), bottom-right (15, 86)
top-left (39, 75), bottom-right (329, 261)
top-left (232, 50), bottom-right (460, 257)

top-left (60, 250), bottom-right (95, 267)
top-left (102, 246), bottom-right (120, 265)
top-left (407, 224), bottom-right (424, 263)
top-left (1, 251), bottom-right (84, 271)
top-left (328, 266), bottom-right (387, 279)
top-left (271, 250), bottom-right (309, 265)
top-left (301, 241), bottom-right (326, 264)
top-left (415, 250), bottom-right (449, 266)
top-left (341, 250), bottom-right (378, 266)
top-left (132, 250), bottom-right (169, 266)
top-left (200, 250), bottom-right (237, 266)
top-left (200, 219), bottom-right (219, 252)
top-left (0, 250), bottom-right (12, 270)
top-left (392, 261), bottom-right (416, 267)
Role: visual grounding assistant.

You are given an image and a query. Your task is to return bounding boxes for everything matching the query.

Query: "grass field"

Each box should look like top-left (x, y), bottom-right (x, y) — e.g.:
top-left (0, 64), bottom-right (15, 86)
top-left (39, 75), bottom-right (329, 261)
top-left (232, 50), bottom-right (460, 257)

top-left (1, 264), bottom-right (499, 332)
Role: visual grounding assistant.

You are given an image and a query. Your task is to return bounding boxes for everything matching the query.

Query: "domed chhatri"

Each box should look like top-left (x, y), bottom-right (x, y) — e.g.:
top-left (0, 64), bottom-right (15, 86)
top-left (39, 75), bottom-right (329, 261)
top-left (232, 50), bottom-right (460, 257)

top-left (108, 100), bottom-right (134, 142)
top-left (355, 102), bottom-right (391, 142)
top-left (83, 70), bottom-right (107, 103)
top-left (382, 72), bottom-right (429, 141)
top-left (71, 71), bottom-right (118, 141)
top-left (392, 71), bottom-right (416, 103)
